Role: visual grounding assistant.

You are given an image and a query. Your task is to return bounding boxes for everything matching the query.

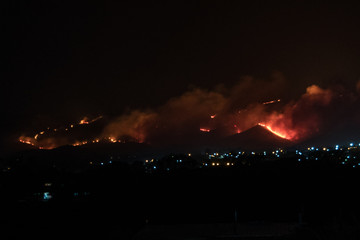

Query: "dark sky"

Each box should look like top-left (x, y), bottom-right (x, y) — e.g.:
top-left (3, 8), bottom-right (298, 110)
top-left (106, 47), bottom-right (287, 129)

top-left (3, 1), bottom-right (360, 140)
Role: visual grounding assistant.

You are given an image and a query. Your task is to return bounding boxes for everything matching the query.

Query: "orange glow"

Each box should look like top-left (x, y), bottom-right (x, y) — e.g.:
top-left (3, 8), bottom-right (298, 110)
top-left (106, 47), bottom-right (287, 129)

top-left (257, 123), bottom-right (288, 139)
top-left (233, 125), bottom-right (241, 134)
top-left (263, 99), bottom-right (281, 105)
top-left (79, 116), bottom-right (103, 125)
top-left (19, 138), bottom-right (35, 146)
top-left (210, 114), bottom-right (216, 119)
top-left (79, 118), bottom-right (89, 125)
top-left (200, 128), bottom-right (211, 132)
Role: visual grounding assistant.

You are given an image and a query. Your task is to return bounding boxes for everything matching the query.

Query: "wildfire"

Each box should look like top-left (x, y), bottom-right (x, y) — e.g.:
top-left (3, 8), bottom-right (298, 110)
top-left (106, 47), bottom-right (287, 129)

top-left (200, 128), bottom-right (211, 132)
top-left (79, 116), bottom-right (103, 125)
top-left (263, 99), bottom-right (281, 105)
top-left (79, 118), bottom-right (89, 124)
top-left (233, 125), bottom-right (241, 134)
top-left (108, 137), bottom-right (121, 143)
top-left (257, 123), bottom-right (288, 139)
top-left (210, 114), bottom-right (216, 119)
top-left (18, 115), bottom-right (105, 149)
top-left (19, 137), bottom-right (36, 146)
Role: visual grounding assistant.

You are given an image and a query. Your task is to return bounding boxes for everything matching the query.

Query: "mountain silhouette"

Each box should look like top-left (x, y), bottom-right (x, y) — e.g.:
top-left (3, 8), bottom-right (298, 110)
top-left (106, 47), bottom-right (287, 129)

top-left (223, 125), bottom-right (293, 150)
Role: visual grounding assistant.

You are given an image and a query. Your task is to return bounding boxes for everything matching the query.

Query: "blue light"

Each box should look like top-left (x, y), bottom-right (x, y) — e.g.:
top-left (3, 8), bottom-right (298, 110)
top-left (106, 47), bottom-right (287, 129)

top-left (43, 192), bottom-right (52, 200)
top-left (101, 162), bottom-right (104, 165)
top-left (109, 161), bottom-right (112, 164)
top-left (153, 166), bottom-right (156, 169)
top-left (350, 143), bottom-right (354, 147)
top-left (298, 159), bottom-right (301, 162)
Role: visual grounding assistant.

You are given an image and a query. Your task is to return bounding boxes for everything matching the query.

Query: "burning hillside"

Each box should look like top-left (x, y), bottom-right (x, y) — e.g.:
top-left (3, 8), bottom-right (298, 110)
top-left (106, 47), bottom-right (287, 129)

top-left (17, 77), bottom-right (360, 151)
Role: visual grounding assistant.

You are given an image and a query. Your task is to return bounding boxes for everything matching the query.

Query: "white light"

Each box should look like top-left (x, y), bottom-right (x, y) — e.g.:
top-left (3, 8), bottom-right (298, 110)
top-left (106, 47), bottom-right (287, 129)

top-left (350, 143), bottom-right (354, 147)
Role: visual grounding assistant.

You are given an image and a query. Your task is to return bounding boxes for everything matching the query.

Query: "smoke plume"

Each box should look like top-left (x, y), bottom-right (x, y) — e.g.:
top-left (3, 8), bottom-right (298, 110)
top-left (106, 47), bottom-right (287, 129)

top-left (18, 73), bottom-right (360, 149)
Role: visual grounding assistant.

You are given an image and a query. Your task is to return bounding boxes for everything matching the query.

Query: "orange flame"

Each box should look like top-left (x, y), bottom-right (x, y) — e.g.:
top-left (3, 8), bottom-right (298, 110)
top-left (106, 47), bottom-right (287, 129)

top-left (79, 118), bottom-right (89, 125)
top-left (257, 123), bottom-right (288, 139)
top-left (200, 128), bottom-right (211, 132)
top-left (263, 99), bottom-right (281, 105)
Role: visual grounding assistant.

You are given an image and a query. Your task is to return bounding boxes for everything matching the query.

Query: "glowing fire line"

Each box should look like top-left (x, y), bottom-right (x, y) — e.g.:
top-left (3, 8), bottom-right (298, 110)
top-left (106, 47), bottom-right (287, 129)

top-left (257, 123), bottom-right (287, 139)
top-left (200, 128), bottom-right (211, 132)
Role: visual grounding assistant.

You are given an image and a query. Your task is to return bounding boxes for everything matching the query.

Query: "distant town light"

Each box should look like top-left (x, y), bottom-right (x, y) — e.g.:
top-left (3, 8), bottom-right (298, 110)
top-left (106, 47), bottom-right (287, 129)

top-left (43, 192), bottom-right (52, 200)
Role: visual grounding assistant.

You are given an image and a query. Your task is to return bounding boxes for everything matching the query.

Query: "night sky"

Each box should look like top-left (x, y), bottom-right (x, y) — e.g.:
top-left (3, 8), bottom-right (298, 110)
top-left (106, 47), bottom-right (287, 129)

top-left (4, 1), bottom-right (360, 147)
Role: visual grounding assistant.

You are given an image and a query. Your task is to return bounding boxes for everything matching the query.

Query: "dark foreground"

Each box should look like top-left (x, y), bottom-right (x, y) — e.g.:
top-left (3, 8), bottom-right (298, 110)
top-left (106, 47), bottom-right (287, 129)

top-left (1, 157), bottom-right (360, 239)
